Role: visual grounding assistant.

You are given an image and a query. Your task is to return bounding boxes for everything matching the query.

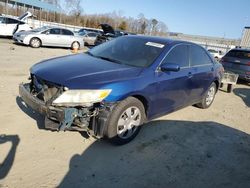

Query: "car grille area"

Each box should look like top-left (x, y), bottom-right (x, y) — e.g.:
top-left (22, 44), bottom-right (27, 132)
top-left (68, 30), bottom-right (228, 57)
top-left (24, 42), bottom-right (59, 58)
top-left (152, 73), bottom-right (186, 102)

top-left (31, 74), bottom-right (62, 104)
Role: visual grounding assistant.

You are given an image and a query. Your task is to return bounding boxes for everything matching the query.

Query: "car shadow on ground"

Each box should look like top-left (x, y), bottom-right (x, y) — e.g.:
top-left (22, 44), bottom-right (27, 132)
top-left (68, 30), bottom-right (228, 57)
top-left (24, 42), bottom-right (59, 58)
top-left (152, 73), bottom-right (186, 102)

top-left (0, 134), bottom-right (20, 180)
top-left (58, 120), bottom-right (250, 188)
top-left (233, 87), bottom-right (250, 107)
top-left (16, 96), bottom-right (45, 129)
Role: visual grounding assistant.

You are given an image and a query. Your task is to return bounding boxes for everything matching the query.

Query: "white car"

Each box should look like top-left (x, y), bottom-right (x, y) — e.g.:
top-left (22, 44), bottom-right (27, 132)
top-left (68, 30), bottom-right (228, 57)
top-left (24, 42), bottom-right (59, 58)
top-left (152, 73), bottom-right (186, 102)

top-left (13, 26), bottom-right (84, 49)
top-left (0, 12), bottom-right (32, 36)
top-left (207, 49), bottom-right (224, 60)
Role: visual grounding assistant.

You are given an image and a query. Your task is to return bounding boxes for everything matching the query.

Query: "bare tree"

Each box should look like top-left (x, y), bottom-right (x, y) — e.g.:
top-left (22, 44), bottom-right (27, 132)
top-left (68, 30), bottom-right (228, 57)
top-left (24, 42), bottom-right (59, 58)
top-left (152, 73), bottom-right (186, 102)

top-left (65, 0), bottom-right (83, 25)
top-left (151, 18), bottom-right (158, 35)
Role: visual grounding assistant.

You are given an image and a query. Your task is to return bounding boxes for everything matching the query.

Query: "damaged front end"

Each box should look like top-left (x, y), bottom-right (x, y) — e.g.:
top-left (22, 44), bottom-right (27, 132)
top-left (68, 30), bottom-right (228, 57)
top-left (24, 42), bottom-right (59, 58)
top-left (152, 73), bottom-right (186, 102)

top-left (19, 75), bottom-right (113, 138)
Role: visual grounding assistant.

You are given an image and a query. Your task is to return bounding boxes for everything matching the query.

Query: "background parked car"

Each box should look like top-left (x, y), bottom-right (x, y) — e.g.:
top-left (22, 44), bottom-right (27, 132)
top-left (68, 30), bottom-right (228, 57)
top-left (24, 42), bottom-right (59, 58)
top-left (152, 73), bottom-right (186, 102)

top-left (13, 26), bottom-right (84, 49)
top-left (94, 23), bottom-right (129, 45)
top-left (78, 27), bottom-right (103, 35)
top-left (220, 48), bottom-right (250, 82)
top-left (0, 12), bottom-right (32, 36)
top-left (208, 49), bottom-right (224, 60)
top-left (79, 32), bottom-right (100, 46)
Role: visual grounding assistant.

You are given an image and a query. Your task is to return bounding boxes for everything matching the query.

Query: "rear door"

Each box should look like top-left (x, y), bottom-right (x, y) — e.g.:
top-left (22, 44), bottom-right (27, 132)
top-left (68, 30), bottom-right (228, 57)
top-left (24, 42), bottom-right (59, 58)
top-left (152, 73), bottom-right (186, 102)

top-left (188, 45), bottom-right (214, 103)
top-left (60, 29), bottom-right (74, 47)
top-left (155, 44), bottom-right (192, 114)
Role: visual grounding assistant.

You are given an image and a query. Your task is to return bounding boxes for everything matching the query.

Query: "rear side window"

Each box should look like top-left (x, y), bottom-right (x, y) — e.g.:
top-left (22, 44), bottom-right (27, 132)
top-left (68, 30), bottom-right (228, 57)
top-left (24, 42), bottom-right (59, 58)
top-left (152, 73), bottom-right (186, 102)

top-left (61, 29), bottom-right (73, 36)
top-left (88, 33), bottom-right (98, 37)
top-left (190, 45), bottom-right (212, 66)
top-left (7, 18), bottom-right (19, 24)
top-left (0, 17), bottom-right (6, 23)
top-left (225, 50), bottom-right (250, 59)
top-left (163, 44), bottom-right (189, 67)
top-left (49, 28), bottom-right (61, 35)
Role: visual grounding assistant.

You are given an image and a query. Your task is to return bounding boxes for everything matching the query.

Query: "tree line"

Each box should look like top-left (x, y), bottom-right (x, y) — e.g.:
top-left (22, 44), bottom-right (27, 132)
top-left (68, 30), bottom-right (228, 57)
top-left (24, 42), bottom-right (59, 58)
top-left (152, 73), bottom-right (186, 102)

top-left (0, 0), bottom-right (168, 36)
top-left (45, 0), bottom-right (168, 36)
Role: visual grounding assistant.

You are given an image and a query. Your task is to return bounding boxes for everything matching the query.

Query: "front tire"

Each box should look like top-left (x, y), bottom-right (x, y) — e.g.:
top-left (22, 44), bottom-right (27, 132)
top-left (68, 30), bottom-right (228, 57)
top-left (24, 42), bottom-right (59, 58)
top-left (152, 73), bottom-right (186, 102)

top-left (30, 37), bottom-right (41, 48)
top-left (105, 97), bottom-right (146, 145)
top-left (196, 82), bottom-right (217, 109)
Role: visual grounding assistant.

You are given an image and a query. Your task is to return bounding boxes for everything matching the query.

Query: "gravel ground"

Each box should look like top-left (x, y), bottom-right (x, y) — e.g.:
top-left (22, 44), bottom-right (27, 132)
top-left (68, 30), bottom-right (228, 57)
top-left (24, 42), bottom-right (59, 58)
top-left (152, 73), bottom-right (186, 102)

top-left (0, 38), bottom-right (250, 188)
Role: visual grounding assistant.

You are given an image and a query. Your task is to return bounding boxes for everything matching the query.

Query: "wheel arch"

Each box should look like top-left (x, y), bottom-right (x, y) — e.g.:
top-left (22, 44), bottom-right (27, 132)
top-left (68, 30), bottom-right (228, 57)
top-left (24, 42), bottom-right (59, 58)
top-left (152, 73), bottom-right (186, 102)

top-left (131, 94), bottom-right (149, 118)
top-left (29, 37), bottom-right (42, 46)
top-left (213, 79), bottom-right (220, 92)
top-left (71, 41), bottom-right (80, 49)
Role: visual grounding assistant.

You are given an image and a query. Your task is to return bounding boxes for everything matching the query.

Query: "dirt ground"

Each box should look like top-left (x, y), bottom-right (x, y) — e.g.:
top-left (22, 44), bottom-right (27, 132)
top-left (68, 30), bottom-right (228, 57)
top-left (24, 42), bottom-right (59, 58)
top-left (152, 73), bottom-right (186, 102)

top-left (0, 38), bottom-right (249, 188)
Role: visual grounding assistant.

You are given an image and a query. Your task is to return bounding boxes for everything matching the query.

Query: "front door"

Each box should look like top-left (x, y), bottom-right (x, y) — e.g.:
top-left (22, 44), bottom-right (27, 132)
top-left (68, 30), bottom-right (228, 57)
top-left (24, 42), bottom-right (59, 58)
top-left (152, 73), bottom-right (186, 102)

top-left (41, 28), bottom-right (61, 46)
top-left (155, 44), bottom-right (192, 114)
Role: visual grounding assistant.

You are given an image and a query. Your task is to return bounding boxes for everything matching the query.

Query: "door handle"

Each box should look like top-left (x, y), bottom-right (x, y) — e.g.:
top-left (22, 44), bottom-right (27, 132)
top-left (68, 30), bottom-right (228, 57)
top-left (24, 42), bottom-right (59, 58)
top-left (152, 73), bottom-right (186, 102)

top-left (188, 72), bottom-right (193, 78)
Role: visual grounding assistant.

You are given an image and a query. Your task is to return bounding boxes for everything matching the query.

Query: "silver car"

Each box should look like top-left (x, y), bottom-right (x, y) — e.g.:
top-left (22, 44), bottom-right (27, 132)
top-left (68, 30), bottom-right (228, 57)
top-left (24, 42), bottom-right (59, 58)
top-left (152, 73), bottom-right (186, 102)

top-left (13, 26), bottom-right (84, 49)
top-left (80, 32), bottom-right (100, 46)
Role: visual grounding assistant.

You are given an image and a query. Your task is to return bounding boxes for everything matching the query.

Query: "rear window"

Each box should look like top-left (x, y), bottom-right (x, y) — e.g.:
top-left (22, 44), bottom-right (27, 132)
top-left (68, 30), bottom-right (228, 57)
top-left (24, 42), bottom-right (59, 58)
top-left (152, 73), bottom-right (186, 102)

top-left (225, 50), bottom-right (250, 59)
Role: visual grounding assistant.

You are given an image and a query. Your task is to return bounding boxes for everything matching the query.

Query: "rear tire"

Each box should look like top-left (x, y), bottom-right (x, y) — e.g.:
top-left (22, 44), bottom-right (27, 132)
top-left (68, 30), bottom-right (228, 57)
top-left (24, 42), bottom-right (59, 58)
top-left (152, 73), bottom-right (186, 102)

top-left (105, 97), bottom-right (146, 145)
top-left (196, 82), bottom-right (217, 109)
top-left (30, 37), bottom-right (41, 48)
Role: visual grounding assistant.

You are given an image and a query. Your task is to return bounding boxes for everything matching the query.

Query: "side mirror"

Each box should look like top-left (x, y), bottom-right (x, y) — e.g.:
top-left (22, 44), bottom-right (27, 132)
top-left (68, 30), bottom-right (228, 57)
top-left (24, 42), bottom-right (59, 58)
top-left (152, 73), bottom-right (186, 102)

top-left (160, 63), bottom-right (180, 72)
top-left (46, 31), bottom-right (50, 35)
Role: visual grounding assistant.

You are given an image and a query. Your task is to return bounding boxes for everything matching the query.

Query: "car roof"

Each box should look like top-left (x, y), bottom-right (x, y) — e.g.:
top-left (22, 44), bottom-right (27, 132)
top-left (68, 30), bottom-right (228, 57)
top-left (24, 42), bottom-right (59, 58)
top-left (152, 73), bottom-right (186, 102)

top-left (44, 26), bottom-right (73, 31)
top-left (230, 48), bottom-right (250, 52)
top-left (0, 15), bottom-right (17, 20)
top-left (123, 35), bottom-right (196, 46)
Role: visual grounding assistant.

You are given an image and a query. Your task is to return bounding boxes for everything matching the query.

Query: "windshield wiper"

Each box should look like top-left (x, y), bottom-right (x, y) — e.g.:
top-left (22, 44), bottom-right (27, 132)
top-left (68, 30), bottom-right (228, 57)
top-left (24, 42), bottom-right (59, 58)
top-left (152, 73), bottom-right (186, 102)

top-left (95, 56), bottom-right (122, 64)
top-left (85, 51), bottom-right (94, 56)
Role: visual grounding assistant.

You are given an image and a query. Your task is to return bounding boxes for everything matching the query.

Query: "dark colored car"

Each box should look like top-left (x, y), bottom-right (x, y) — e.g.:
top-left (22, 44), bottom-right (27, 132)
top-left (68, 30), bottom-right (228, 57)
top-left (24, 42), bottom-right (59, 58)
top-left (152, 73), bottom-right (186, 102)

top-left (19, 35), bottom-right (223, 145)
top-left (221, 48), bottom-right (250, 82)
top-left (94, 24), bottom-right (128, 45)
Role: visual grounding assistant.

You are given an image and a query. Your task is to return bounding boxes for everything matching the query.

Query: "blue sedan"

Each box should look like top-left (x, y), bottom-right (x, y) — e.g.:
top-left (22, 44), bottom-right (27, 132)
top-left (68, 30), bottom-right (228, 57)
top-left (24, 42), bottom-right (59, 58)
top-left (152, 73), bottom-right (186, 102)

top-left (19, 35), bottom-right (224, 144)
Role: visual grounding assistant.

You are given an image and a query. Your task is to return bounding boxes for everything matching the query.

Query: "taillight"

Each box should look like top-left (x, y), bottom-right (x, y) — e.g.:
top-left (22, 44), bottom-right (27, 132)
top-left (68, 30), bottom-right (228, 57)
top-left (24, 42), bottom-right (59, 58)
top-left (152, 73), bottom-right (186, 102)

top-left (247, 62), bottom-right (250, 66)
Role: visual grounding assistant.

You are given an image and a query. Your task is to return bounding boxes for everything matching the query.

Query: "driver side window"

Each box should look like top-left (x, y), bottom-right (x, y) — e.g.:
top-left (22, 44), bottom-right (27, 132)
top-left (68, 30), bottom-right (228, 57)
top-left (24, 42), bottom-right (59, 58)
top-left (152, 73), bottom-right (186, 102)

top-left (162, 44), bottom-right (189, 67)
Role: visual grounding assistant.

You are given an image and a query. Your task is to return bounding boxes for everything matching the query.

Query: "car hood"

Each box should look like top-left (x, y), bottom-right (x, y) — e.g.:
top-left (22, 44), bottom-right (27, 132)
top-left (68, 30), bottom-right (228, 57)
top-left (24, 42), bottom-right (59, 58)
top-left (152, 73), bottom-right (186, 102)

top-left (99, 24), bottom-right (115, 35)
top-left (31, 53), bottom-right (143, 89)
top-left (14, 30), bottom-right (37, 36)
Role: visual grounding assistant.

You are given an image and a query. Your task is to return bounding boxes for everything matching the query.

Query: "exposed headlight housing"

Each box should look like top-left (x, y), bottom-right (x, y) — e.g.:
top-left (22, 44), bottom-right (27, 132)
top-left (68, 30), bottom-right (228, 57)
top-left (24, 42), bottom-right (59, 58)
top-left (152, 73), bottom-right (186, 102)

top-left (52, 89), bottom-right (112, 107)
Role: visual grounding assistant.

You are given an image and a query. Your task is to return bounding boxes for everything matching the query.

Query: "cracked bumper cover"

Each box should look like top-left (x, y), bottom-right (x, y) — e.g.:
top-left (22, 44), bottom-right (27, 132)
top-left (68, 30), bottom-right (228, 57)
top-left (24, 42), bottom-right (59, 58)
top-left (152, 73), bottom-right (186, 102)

top-left (19, 83), bottom-right (66, 128)
top-left (19, 83), bottom-right (91, 131)
top-left (19, 83), bottom-right (112, 137)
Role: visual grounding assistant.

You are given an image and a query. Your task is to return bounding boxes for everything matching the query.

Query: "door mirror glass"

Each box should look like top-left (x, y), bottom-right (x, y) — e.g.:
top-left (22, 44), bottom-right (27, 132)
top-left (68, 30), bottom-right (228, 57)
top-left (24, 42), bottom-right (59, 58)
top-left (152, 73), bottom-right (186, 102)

top-left (160, 63), bottom-right (180, 72)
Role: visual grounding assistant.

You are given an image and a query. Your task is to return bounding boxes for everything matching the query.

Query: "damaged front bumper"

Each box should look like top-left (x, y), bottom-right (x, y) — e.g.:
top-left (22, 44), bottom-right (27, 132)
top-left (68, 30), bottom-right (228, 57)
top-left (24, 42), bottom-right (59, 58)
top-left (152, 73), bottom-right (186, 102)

top-left (19, 83), bottom-right (111, 137)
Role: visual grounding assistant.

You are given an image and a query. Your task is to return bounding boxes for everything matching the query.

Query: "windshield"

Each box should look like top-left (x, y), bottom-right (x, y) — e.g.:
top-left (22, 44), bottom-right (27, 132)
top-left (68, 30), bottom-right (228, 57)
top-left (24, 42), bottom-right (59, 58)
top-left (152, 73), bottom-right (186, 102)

top-left (31, 26), bottom-right (49, 32)
top-left (89, 36), bottom-right (165, 67)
